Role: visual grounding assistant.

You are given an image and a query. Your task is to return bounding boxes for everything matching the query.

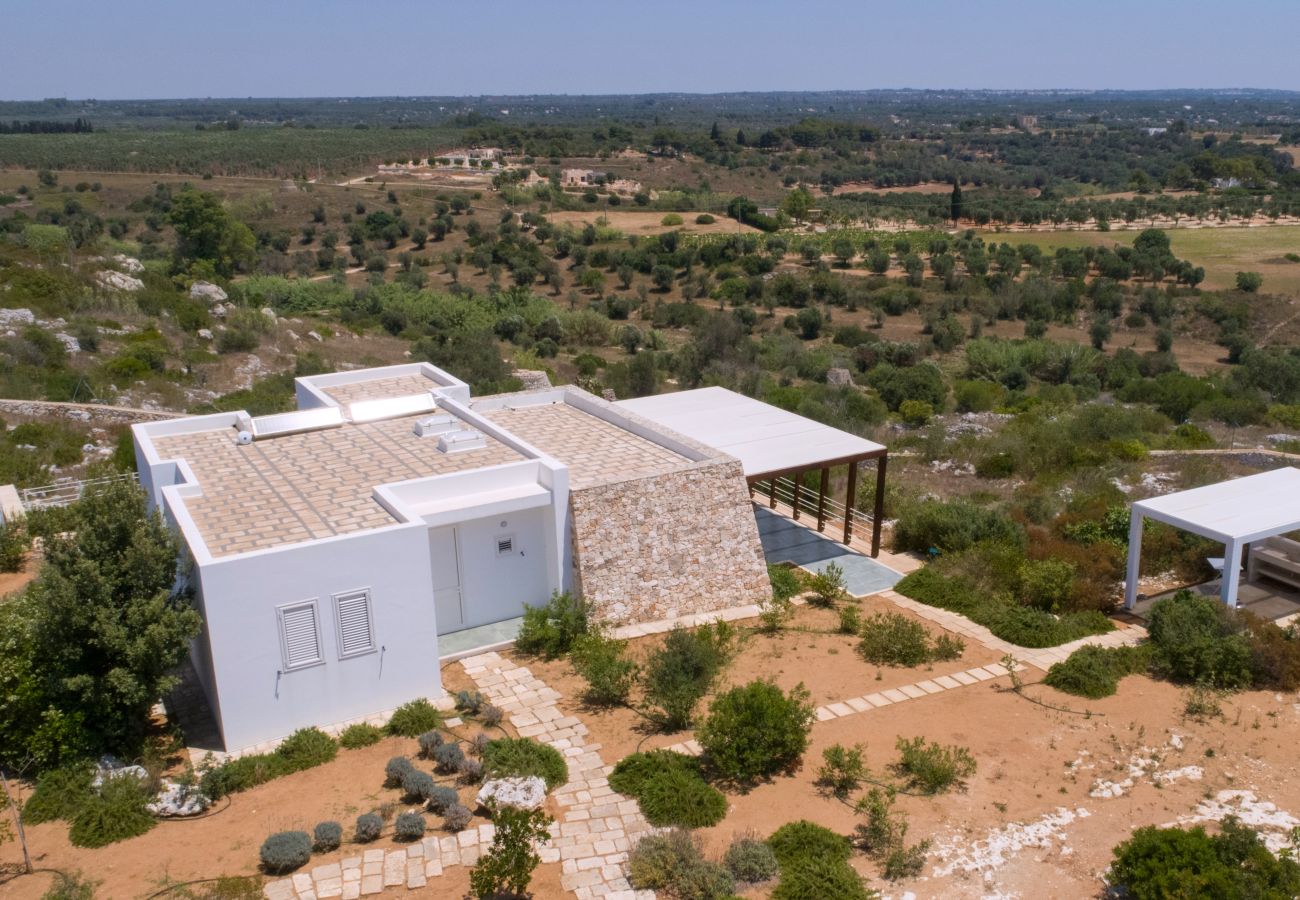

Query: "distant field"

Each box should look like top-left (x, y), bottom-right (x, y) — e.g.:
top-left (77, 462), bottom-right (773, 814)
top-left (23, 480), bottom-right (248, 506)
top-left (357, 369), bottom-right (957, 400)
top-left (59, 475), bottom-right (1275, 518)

top-left (545, 209), bottom-right (761, 235)
top-left (998, 225), bottom-right (1300, 294)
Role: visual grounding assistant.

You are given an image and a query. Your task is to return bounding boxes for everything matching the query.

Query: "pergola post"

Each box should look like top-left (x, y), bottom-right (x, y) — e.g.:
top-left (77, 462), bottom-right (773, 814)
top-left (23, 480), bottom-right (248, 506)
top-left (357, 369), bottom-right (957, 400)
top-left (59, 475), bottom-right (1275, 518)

top-left (792, 471), bottom-right (803, 521)
top-left (843, 460), bottom-right (859, 544)
top-left (870, 453), bottom-right (888, 558)
top-left (768, 478), bottom-right (777, 509)
top-left (816, 467), bottom-right (830, 533)
top-left (1222, 538), bottom-right (1244, 608)
top-left (1124, 511), bottom-right (1144, 609)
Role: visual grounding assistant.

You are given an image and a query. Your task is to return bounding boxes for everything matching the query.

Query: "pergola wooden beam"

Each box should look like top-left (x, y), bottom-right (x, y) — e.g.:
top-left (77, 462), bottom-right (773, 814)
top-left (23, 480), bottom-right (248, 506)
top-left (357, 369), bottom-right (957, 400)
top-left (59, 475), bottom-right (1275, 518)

top-left (747, 449), bottom-right (888, 558)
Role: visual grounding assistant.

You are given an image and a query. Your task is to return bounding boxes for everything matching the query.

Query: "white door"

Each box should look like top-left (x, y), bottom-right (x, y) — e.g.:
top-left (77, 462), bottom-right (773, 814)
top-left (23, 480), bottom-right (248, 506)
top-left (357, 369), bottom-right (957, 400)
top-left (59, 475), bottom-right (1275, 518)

top-left (429, 527), bottom-right (464, 634)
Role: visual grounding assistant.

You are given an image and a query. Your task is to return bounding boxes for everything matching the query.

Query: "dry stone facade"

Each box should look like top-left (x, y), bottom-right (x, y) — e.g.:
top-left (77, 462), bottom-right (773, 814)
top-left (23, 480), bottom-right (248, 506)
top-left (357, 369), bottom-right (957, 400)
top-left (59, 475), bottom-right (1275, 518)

top-left (569, 458), bottom-right (770, 624)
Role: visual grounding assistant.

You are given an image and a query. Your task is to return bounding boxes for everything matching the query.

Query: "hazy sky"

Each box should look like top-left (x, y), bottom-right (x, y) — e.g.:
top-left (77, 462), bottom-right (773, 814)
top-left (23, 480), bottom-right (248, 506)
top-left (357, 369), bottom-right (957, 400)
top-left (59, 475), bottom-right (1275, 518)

top-left (3, 0), bottom-right (1297, 100)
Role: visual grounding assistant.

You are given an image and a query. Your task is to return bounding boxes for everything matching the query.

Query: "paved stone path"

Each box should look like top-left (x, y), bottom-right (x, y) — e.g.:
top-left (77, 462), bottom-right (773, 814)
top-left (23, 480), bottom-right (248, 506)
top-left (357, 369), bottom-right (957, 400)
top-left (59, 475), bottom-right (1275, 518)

top-left (460, 651), bottom-right (657, 900)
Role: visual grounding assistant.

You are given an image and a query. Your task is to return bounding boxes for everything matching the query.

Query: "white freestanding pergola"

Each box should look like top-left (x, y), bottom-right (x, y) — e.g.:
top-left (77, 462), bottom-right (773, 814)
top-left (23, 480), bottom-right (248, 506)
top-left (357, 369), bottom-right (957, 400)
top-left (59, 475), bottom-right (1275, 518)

top-left (1125, 467), bottom-right (1300, 609)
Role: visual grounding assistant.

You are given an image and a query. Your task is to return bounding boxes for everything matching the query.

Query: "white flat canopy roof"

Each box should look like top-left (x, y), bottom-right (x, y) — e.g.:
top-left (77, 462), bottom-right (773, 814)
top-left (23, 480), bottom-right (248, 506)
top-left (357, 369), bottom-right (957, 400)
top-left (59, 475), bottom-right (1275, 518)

top-left (1133, 467), bottom-right (1300, 544)
top-left (619, 386), bottom-right (885, 478)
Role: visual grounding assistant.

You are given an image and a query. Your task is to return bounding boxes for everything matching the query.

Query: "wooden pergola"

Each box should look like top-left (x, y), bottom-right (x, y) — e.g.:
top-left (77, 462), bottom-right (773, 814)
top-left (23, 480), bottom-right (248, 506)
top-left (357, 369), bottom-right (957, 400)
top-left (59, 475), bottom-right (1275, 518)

top-left (618, 387), bottom-right (889, 557)
top-left (748, 447), bottom-right (888, 556)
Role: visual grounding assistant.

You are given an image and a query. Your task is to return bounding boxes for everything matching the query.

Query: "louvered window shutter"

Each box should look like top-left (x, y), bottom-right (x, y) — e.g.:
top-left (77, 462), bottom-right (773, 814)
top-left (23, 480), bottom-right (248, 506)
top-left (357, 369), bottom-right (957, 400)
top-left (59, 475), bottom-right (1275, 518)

top-left (280, 603), bottom-right (322, 669)
top-left (335, 591), bottom-right (374, 658)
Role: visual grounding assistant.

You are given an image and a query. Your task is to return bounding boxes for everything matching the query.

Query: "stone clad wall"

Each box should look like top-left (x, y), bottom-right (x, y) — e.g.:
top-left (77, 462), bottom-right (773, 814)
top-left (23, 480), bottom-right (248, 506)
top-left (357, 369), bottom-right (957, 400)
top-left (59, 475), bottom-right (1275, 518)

top-left (569, 459), bottom-right (770, 624)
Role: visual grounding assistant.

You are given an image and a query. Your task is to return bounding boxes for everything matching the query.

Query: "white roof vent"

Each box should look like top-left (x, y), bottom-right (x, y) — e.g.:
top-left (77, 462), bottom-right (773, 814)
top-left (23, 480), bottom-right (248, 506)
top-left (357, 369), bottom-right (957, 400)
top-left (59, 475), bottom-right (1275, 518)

top-left (437, 428), bottom-right (486, 454)
top-left (412, 413), bottom-right (458, 438)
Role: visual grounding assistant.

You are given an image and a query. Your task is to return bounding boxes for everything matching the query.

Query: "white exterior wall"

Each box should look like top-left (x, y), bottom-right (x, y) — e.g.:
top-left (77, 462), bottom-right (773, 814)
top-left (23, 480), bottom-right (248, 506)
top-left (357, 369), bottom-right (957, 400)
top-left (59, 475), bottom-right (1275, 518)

top-left (194, 524), bottom-right (440, 751)
top-left (445, 507), bottom-right (553, 632)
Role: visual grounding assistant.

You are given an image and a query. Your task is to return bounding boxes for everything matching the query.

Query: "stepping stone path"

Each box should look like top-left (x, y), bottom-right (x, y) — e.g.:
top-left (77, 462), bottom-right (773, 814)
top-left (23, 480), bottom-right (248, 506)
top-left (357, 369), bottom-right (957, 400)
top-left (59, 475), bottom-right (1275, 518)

top-left (461, 651), bottom-right (657, 899)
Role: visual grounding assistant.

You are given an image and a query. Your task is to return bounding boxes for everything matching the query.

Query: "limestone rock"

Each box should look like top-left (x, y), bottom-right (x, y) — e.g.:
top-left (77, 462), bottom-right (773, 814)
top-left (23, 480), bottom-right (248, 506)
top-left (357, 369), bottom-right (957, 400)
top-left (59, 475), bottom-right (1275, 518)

top-left (97, 270), bottom-right (144, 292)
top-left (197, 328), bottom-right (214, 341)
top-left (476, 776), bottom-right (548, 811)
top-left (148, 779), bottom-right (209, 817)
top-left (54, 332), bottom-right (80, 353)
top-left (261, 307), bottom-right (278, 322)
top-left (307, 330), bottom-right (323, 342)
top-left (826, 367), bottom-right (853, 386)
top-left (0, 308), bottom-right (36, 327)
top-left (112, 254), bottom-right (145, 274)
top-left (189, 281), bottom-right (228, 303)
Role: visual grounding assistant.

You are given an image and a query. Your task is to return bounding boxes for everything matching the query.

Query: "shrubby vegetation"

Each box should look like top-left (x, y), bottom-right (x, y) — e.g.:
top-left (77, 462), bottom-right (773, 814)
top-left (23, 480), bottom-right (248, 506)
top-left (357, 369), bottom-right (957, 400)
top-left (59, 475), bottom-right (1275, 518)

top-left (481, 737), bottom-right (567, 790)
top-left (516, 591), bottom-right (589, 659)
top-left (642, 622), bottom-right (735, 731)
top-left (610, 750), bottom-right (727, 828)
top-left (697, 680), bottom-right (815, 783)
top-left (1109, 818), bottom-right (1300, 899)
top-left (857, 612), bottom-right (964, 666)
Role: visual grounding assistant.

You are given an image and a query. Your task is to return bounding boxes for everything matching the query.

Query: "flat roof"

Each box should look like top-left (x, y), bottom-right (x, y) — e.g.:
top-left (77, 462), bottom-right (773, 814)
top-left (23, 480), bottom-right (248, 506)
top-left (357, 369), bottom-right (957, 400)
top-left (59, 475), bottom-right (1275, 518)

top-left (151, 412), bottom-right (524, 558)
top-left (618, 387), bottom-right (885, 478)
top-left (319, 373), bottom-right (438, 408)
top-left (1134, 467), bottom-right (1300, 543)
top-left (478, 401), bottom-right (692, 489)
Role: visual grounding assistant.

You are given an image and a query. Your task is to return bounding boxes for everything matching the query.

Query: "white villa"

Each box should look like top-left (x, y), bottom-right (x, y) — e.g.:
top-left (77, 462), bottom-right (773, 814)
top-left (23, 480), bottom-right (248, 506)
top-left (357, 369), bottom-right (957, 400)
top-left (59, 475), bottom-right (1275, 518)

top-left (133, 364), bottom-right (887, 752)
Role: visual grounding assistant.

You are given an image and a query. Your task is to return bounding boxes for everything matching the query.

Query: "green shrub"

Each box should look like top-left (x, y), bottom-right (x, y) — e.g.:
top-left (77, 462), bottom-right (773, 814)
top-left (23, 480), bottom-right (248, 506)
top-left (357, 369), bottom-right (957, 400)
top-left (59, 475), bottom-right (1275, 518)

top-left (572, 631), bottom-right (639, 706)
top-left (1147, 590), bottom-right (1253, 688)
top-left (394, 811), bottom-right (425, 841)
top-left (770, 855), bottom-right (874, 900)
top-left (695, 214), bottom-right (716, 225)
top-left (661, 213), bottom-right (684, 226)
top-left (816, 743), bottom-right (867, 797)
top-left (892, 737), bottom-right (976, 794)
top-left (22, 764), bottom-right (95, 824)
top-left (1018, 559), bottom-right (1076, 612)
top-left (259, 831), bottom-right (312, 875)
top-left (643, 622), bottom-right (735, 731)
top-left (637, 764), bottom-right (727, 828)
top-left (386, 699), bottom-right (442, 737)
top-left (384, 756), bottom-right (414, 788)
top-left (853, 787), bottom-right (929, 880)
top-left (768, 564), bottom-right (804, 601)
top-left (758, 594), bottom-right (794, 634)
top-left (313, 820), bottom-right (343, 853)
top-left (38, 870), bottom-right (97, 900)
top-left (482, 737), bottom-right (567, 790)
top-left (1109, 818), bottom-right (1300, 900)
top-left (698, 680), bottom-right (815, 783)
top-left (67, 774), bottom-right (156, 848)
top-left (893, 498), bottom-right (1023, 555)
top-left (807, 562), bottom-right (848, 607)
top-left (454, 690), bottom-right (486, 714)
top-left (276, 727), bottom-right (337, 768)
top-left (629, 830), bottom-right (735, 900)
top-left (1044, 645), bottom-right (1151, 698)
top-left (355, 812), bottom-right (383, 842)
top-left (768, 820), bottom-right (852, 867)
top-left (0, 519), bottom-right (30, 572)
top-left (516, 591), bottom-right (588, 659)
top-left (610, 750), bottom-right (703, 796)
top-left (837, 605), bottom-right (862, 635)
top-left (339, 723), bottom-right (383, 749)
top-left (469, 807), bottom-right (552, 899)
top-left (857, 612), bottom-right (964, 666)
top-left (723, 837), bottom-right (778, 884)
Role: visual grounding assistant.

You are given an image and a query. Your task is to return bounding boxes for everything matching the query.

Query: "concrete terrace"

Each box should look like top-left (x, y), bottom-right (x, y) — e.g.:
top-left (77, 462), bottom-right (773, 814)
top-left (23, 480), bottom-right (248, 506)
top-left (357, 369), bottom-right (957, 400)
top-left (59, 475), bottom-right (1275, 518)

top-left (150, 413), bottom-right (524, 557)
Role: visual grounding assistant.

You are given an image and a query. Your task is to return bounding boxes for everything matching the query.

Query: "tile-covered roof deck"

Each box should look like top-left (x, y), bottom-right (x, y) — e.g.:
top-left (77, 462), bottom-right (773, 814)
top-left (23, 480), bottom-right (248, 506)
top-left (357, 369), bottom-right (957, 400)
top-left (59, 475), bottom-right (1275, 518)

top-left (319, 373), bottom-right (438, 408)
top-left (477, 401), bottom-right (692, 489)
top-left (151, 413), bottom-right (524, 557)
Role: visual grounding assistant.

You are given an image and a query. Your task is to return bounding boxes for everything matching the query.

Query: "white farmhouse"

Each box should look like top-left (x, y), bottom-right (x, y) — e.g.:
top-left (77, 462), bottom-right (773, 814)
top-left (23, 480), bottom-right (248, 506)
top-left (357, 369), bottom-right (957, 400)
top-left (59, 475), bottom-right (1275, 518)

top-left (134, 363), bottom-right (885, 752)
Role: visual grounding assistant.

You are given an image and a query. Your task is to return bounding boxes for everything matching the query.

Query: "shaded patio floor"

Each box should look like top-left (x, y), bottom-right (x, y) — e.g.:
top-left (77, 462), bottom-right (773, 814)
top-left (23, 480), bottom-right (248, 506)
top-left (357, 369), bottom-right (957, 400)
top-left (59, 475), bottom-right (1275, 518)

top-left (1131, 577), bottom-right (1300, 624)
top-left (754, 505), bottom-right (904, 597)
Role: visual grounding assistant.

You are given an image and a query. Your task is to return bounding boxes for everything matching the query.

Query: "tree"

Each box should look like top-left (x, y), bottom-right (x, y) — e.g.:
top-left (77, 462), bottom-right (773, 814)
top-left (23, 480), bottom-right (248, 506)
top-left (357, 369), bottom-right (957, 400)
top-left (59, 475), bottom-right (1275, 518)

top-left (781, 188), bottom-right (813, 224)
top-left (1236, 271), bottom-right (1263, 293)
top-left (0, 481), bottom-right (200, 769)
top-left (469, 808), bottom-right (553, 899)
top-left (1089, 319), bottom-right (1112, 350)
top-left (167, 188), bottom-right (255, 277)
top-left (949, 179), bottom-right (963, 224)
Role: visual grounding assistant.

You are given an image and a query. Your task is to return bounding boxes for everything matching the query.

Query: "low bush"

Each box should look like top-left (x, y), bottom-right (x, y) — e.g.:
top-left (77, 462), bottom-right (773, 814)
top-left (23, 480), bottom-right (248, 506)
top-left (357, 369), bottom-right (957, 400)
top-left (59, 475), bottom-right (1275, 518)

top-left (37, 871), bottom-right (97, 900)
top-left (459, 758), bottom-right (484, 784)
top-left (469, 807), bottom-right (552, 900)
top-left (572, 631), bottom-right (639, 706)
top-left (417, 730), bottom-right (444, 758)
top-left (394, 811), bottom-right (425, 841)
top-left (402, 769), bottom-right (436, 803)
top-left (428, 785), bottom-right (459, 814)
top-left (384, 756), bottom-right (414, 788)
top-left (643, 622), bottom-right (735, 731)
top-left (628, 830), bottom-right (735, 900)
top-left (0, 520), bottom-right (29, 572)
top-left (816, 743), bottom-right (868, 797)
top-left (454, 690), bottom-right (486, 714)
top-left (893, 498), bottom-right (1023, 555)
top-left (758, 594), bottom-right (794, 634)
top-left (515, 591), bottom-right (588, 659)
top-left (854, 787), bottom-right (929, 880)
top-left (1044, 645), bottom-right (1152, 698)
top-left (768, 820), bottom-right (852, 867)
top-left (892, 737), bottom-right (976, 794)
top-left (698, 680), bottom-right (815, 783)
top-left (768, 563), bottom-right (804, 601)
top-left (807, 562), bottom-right (848, 607)
top-left (443, 803), bottom-right (473, 831)
top-left (661, 213), bottom-right (684, 226)
top-left (1147, 590), bottom-right (1253, 688)
top-left (433, 743), bottom-right (466, 775)
top-left (21, 764), bottom-right (95, 824)
top-left (202, 727), bottom-right (341, 798)
top-left (837, 604), bottom-right (862, 635)
top-left (770, 854), bottom-right (874, 900)
top-left (277, 727), bottom-right (338, 768)
top-left (67, 775), bottom-right (156, 848)
top-left (1109, 817), bottom-right (1300, 899)
top-left (723, 836), bottom-right (779, 884)
top-left (482, 737), bottom-right (567, 790)
top-left (857, 612), bottom-right (963, 666)
top-left (386, 699), bottom-right (442, 737)
top-left (313, 821), bottom-right (343, 853)
top-left (695, 214), bottom-right (716, 225)
top-left (355, 812), bottom-right (383, 842)
top-left (611, 750), bottom-right (705, 797)
top-left (638, 764), bottom-right (728, 828)
top-left (259, 831), bottom-right (312, 875)
top-left (339, 723), bottom-right (383, 749)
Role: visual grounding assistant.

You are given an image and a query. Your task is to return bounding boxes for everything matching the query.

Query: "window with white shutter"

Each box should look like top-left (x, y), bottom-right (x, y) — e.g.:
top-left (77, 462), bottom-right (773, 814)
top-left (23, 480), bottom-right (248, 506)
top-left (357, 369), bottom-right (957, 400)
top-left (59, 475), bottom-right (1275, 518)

top-left (333, 589), bottom-right (376, 659)
top-left (277, 601), bottom-right (323, 671)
